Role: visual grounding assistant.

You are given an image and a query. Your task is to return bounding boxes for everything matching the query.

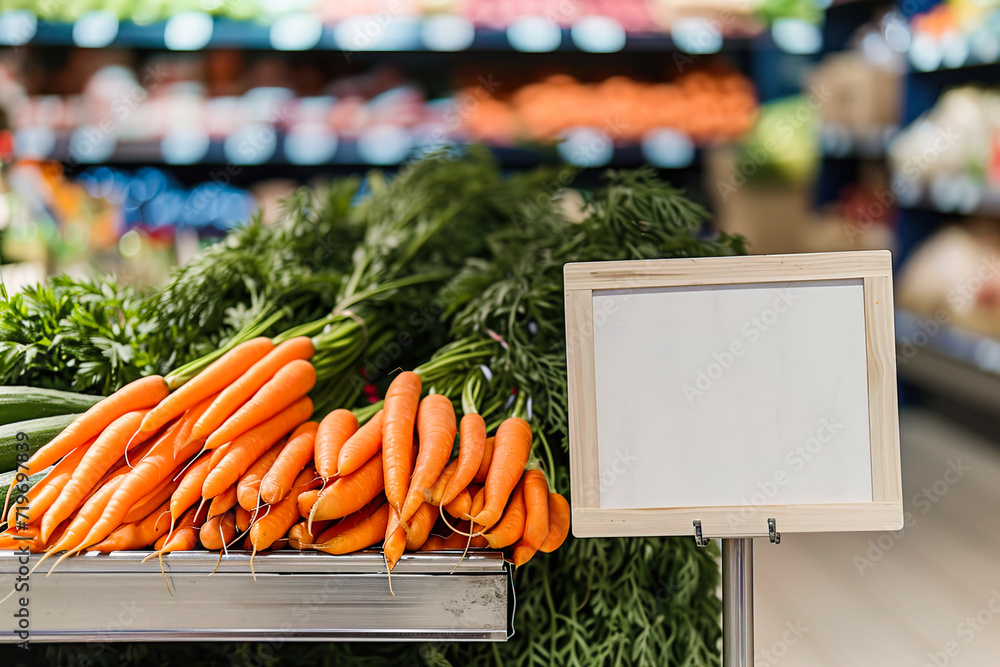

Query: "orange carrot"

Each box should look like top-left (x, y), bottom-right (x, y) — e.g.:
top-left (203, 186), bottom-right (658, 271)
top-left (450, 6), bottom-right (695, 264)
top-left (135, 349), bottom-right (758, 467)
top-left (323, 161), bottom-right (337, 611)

top-left (440, 413), bottom-right (486, 506)
top-left (421, 530), bottom-right (488, 551)
top-left (235, 505), bottom-right (252, 533)
top-left (308, 502), bottom-right (389, 555)
top-left (260, 421), bottom-right (317, 505)
top-left (404, 503), bottom-right (438, 550)
top-left (335, 410), bottom-right (383, 477)
top-left (483, 478), bottom-right (527, 549)
top-left (86, 500), bottom-right (171, 552)
top-left (73, 414), bottom-right (191, 551)
top-left (5, 375), bottom-right (169, 515)
top-left (7, 440), bottom-right (92, 526)
top-left (381, 371), bottom-right (421, 513)
top-left (169, 455), bottom-right (213, 526)
top-left (297, 489), bottom-right (319, 518)
top-left (205, 360), bottom-right (316, 451)
top-left (470, 417), bottom-right (531, 529)
top-left (33, 467), bottom-right (133, 569)
top-left (512, 539), bottom-right (538, 568)
top-left (288, 519), bottom-right (333, 550)
top-left (40, 409), bottom-right (149, 543)
top-left (308, 452), bottom-right (383, 523)
top-left (419, 535), bottom-right (447, 551)
top-left (384, 506), bottom-right (407, 572)
top-left (522, 469), bottom-right (550, 550)
top-left (153, 504), bottom-right (207, 554)
top-left (123, 477), bottom-right (180, 525)
top-left (444, 488), bottom-right (472, 519)
top-left (249, 467), bottom-right (320, 552)
top-left (539, 492), bottom-right (570, 553)
top-left (187, 337), bottom-right (315, 447)
top-left (209, 441), bottom-right (232, 469)
top-left (400, 394), bottom-right (456, 525)
top-left (237, 441), bottom-right (286, 511)
top-left (312, 498), bottom-right (384, 544)
top-left (202, 396), bottom-right (313, 499)
top-left (209, 484), bottom-right (238, 519)
top-left (133, 338), bottom-right (274, 446)
top-left (314, 409), bottom-right (358, 480)
top-left (200, 512), bottom-right (237, 550)
top-left (426, 460), bottom-right (457, 506)
top-left (473, 436), bottom-right (495, 484)
top-left (469, 485), bottom-right (485, 519)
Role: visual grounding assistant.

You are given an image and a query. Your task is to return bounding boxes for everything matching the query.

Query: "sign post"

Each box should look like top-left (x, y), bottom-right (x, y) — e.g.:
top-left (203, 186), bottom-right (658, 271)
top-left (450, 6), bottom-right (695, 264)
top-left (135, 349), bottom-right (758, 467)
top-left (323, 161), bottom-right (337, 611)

top-left (723, 538), bottom-right (753, 667)
top-left (563, 251), bottom-right (904, 663)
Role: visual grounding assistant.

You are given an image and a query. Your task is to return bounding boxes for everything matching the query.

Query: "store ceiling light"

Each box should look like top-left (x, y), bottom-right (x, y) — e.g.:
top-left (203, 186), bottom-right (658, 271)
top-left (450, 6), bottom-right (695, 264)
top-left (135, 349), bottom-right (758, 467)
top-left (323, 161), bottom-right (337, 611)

top-left (285, 124), bottom-right (338, 165)
top-left (507, 16), bottom-right (562, 52)
top-left (558, 127), bottom-right (613, 167)
top-left (69, 126), bottom-right (116, 164)
top-left (161, 127), bottom-right (211, 165)
top-left (269, 13), bottom-right (323, 51)
top-left (420, 14), bottom-right (475, 51)
top-left (671, 18), bottom-right (723, 55)
top-left (72, 11), bottom-right (119, 48)
top-left (641, 129), bottom-right (694, 168)
top-left (909, 33), bottom-right (943, 71)
top-left (571, 16), bottom-right (626, 53)
top-left (224, 125), bottom-right (277, 165)
top-left (13, 127), bottom-right (55, 160)
top-left (333, 16), bottom-right (420, 51)
top-left (881, 12), bottom-right (911, 53)
top-left (971, 31), bottom-right (1000, 65)
top-left (164, 12), bottom-right (214, 51)
top-left (0, 10), bottom-right (36, 46)
top-left (940, 34), bottom-right (969, 69)
top-left (771, 19), bottom-right (822, 55)
top-left (357, 125), bottom-right (412, 165)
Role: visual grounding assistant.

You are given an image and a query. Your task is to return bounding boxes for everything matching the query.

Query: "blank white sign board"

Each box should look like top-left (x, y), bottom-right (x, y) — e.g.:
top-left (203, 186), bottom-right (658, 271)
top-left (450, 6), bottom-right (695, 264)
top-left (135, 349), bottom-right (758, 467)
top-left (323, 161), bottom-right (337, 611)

top-left (565, 251), bottom-right (903, 539)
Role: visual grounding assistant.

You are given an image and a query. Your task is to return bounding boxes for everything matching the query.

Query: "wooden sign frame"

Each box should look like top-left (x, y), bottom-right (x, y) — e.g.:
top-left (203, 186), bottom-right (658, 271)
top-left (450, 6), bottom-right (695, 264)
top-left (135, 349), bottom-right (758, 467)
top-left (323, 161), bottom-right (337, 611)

top-left (564, 251), bottom-right (903, 539)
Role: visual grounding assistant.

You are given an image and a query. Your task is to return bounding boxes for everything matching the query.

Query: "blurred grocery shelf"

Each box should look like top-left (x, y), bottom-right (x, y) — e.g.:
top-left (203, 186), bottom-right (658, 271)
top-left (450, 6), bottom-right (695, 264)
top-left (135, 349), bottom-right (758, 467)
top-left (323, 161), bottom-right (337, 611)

top-left (819, 123), bottom-right (897, 159)
top-left (892, 176), bottom-right (1000, 218)
top-left (0, 10), bottom-right (771, 54)
top-left (906, 2), bottom-right (1000, 73)
top-left (896, 309), bottom-right (1000, 413)
top-left (13, 129), bottom-right (712, 170)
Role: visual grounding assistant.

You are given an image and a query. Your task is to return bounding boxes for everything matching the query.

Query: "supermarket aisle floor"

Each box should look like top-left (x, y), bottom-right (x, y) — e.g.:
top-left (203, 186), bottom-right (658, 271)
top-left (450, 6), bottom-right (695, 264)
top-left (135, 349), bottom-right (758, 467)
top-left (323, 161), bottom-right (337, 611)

top-left (754, 408), bottom-right (1000, 667)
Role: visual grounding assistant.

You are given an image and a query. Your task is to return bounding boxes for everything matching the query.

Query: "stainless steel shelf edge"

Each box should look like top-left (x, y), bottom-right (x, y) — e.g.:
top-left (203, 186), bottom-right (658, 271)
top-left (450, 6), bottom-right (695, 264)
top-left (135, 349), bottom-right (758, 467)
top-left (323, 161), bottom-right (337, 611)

top-left (0, 551), bottom-right (510, 643)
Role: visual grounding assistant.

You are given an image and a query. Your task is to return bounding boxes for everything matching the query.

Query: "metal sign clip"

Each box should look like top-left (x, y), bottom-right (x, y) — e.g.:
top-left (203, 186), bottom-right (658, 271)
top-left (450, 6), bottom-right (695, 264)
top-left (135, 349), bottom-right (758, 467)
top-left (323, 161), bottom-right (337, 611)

top-left (693, 520), bottom-right (710, 547)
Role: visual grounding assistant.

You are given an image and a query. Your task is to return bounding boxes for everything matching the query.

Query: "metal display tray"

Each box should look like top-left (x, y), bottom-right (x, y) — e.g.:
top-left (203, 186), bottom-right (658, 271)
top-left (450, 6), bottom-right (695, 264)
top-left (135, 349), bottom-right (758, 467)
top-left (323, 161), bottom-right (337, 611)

top-left (0, 550), bottom-right (510, 642)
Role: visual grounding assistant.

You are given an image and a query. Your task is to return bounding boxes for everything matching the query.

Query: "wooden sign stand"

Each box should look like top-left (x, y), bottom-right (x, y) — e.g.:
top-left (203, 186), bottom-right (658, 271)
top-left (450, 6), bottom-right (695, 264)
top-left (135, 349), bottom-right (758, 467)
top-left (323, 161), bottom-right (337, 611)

top-left (563, 251), bottom-right (904, 667)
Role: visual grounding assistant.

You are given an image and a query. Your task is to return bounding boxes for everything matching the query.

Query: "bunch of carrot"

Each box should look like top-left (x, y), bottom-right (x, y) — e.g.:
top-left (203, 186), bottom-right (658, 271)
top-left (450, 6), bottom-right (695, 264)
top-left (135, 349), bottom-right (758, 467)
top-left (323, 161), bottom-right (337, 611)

top-left (0, 337), bottom-right (569, 578)
top-left (297, 370), bottom-right (569, 571)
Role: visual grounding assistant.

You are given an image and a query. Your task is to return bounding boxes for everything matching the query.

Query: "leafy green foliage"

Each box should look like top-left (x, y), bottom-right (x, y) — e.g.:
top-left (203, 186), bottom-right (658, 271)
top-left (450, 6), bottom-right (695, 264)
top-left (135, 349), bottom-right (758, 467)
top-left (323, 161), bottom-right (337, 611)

top-left (0, 276), bottom-right (156, 395)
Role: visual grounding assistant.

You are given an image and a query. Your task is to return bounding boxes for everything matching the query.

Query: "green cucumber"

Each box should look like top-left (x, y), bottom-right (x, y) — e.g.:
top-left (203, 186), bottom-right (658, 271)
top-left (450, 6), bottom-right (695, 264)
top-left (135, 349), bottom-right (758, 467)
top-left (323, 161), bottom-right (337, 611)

top-left (0, 386), bottom-right (102, 427)
top-left (0, 414), bottom-right (79, 474)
